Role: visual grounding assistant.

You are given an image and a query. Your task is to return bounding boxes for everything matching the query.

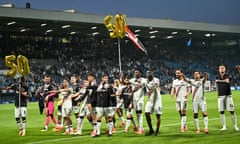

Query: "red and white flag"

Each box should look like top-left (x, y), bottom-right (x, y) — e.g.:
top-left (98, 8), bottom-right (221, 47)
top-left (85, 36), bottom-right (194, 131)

top-left (125, 25), bottom-right (148, 55)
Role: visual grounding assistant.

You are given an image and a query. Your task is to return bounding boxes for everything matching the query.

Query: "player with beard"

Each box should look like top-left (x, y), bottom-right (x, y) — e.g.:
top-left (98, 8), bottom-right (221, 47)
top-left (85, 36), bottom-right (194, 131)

top-left (41, 75), bottom-right (58, 132)
top-left (171, 69), bottom-right (190, 132)
top-left (183, 70), bottom-right (209, 134)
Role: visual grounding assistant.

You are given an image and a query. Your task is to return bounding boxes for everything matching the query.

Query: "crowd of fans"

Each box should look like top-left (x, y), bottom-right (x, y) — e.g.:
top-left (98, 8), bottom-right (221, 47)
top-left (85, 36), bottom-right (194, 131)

top-left (0, 34), bottom-right (240, 101)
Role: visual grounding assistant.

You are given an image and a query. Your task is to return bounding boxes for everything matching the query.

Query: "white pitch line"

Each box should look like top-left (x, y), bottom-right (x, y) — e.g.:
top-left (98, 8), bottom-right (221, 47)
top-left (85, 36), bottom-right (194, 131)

top-left (25, 116), bottom-right (231, 144)
top-left (26, 135), bottom-right (90, 144)
top-left (26, 130), bottom-right (124, 144)
top-left (161, 117), bottom-right (220, 127)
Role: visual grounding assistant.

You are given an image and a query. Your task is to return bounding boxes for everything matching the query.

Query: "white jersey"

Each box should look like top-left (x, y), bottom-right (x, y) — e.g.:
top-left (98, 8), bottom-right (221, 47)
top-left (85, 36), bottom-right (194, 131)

top-left (115, 85), bottom-right (125, 109)
top-left (62, 88), bottom-right (73, 108)
top-left (172, 79), bottom-right (190, 101)
top-left (189, 79), bottom-right (205, 102)
top-left (146, 77), bottom-right (162, 107)
top-left (129, 77), bottom-right (147, 101)
top-left (116, 84), bottom-right (125, 96)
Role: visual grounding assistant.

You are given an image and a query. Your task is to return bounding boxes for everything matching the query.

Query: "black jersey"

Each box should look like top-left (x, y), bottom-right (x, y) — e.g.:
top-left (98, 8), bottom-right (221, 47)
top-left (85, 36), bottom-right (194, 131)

top-left (87, 82), bottom-right (98, 107)
top-left (43, 83), bottom-right (56, 101)
top-left (109, 88), bottom-right (117, 107)
top-left (121, 85), bottom-right (133, 109)
top-left (95, 83), bottom-right (114, 107)
top-left (215, 73), bottom-right (231, 96)
top-left (14, 84), bottom-right (28, 107)
top-left (72, 84), bottom-right (81, 106)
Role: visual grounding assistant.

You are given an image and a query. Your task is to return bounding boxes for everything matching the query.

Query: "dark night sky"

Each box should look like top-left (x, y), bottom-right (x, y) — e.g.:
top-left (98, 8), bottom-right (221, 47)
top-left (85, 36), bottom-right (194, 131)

top-left (1, 0), bottom-right (240, 25)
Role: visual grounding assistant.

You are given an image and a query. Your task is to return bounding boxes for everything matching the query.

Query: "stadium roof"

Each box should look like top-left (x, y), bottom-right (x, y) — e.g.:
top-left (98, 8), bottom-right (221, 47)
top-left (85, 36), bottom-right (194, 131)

top-left (0, 7), bottom-right (240, 41)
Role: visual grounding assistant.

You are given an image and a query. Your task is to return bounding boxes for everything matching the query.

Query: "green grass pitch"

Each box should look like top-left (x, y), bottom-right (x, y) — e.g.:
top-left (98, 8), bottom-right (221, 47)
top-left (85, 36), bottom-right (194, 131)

top-left (0, 91), bottom-right (240, 144)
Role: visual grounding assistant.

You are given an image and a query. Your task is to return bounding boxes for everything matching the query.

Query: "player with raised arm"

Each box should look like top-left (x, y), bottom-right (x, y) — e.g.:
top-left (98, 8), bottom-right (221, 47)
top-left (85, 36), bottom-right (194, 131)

top-left (183, 70), bottom-right (209, 134)
top-left (129, 68), bottom-right (147, 135)
top-left (215, 65), bottom-right (239, 131)
top-left (236, 65), bottom-right (240, 73)
top-left (171, 69), bottom-right (190, 132)
top-left (51, 78), bottom-right (73, 135)
top-left (121, 76), bottom-right (138, 132)
top-left (145, 70), bottom-right (162, 136)
top-left (113, 79), bottom-right (125, 128)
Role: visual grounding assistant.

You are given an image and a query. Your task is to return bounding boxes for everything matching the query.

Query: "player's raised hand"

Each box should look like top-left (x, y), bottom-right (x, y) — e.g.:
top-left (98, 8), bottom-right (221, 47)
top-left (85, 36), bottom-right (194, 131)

top-left (44, 96), bottom-right (48, 102)
top-left (203, 72), bottom-right (209, 77)
top-left (236, 65), bottom-right (240, 71)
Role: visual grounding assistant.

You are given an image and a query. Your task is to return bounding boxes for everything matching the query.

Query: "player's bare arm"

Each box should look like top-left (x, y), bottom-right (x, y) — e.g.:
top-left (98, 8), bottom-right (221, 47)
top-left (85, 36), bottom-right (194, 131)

top-left (147, 88), bottom-right (154, 99)
top-left (21, 91), bottom-right (29, 97)
top-left (185, 86), bottom-right (191, 99)
top-left (71, 91), bottom-right (81, 98)
top-left (236, 65), bottom-right (240, 72)
top-left (182, 74), bottom-right (191, 84)
top-left (170, 87), bottom-right (175, 98)
top-left (202, 72), bottom-right (209, 83)
top-left (49, 88), bottom-right (71, 93)
top-left (215, 78), bottom-right (229, 83)
top-left (74, 94), bottom-right (83, 101)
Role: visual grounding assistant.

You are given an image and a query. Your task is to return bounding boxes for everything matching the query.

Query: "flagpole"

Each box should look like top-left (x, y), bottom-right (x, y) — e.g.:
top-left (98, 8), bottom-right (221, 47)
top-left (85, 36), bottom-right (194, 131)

top-left (118, 38), bottom-right (122, 73)
top-left (18, 76), bottom-right (21, 114)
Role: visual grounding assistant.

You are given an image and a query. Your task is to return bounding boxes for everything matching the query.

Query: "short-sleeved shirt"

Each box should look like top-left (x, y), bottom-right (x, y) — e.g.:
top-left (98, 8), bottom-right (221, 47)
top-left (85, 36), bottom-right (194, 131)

top-left (43, 83), bottom-right (56, 102)
top-left (215, 74), bottom-right (231, 96)
top-left (87, 82), bottom-right (98, 107)
top-left (189, 79), bottom-right (205, 102)
top-left (62, 88), bottom-right (73, 108)
top-left (121, 85), bottom-right (133, 109)
top-left (172, 79), bottom-right (190, 101)
top-left (129, 77), bottom-right (147, 100)
top-left (14, 85), bottom-right (28, 107)
top-left (146, 77), bottom-right (162, 105)
top-left (71, 84), bottom-right (81, 106)
top-left (95, 83), bottom-right (114, 107)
